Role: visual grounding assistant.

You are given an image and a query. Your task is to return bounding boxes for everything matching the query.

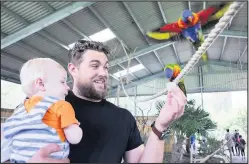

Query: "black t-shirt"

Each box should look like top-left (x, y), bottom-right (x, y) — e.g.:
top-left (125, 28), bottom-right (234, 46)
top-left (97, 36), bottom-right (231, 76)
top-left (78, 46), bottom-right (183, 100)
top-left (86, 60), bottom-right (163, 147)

top-left (65, 91), bottom-right (143, 163)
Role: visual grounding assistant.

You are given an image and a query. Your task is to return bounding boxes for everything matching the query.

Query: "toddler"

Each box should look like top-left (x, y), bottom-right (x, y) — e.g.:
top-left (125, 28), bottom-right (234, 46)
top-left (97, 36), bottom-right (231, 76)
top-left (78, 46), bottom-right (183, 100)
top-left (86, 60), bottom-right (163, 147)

top-left (2, 58), bottom-right (83, 163)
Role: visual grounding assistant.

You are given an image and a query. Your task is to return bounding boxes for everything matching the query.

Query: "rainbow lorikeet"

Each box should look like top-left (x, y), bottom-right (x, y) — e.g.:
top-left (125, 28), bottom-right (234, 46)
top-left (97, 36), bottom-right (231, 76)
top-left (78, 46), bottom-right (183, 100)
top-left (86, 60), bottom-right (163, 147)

top-left (147, 2), bottom-right (232, 63)
top-left (164, 64), bottom-right (187, 97)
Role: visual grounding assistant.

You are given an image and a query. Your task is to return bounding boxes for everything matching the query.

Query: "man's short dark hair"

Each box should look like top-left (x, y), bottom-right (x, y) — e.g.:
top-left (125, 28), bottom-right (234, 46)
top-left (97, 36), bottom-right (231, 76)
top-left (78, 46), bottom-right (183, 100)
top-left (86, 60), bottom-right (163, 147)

top-left (68, 40), bottom-right (110, 66)
top-left (226, 129), bottom-right (229, 132)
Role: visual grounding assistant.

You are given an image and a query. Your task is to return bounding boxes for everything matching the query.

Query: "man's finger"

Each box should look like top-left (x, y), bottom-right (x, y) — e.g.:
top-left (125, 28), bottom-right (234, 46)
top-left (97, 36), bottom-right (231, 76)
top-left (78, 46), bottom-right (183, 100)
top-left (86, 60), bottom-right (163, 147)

top-left (38, 144), bottom-right (61, 157)
top-left (171, 85), bottom-right (187, 101)
top-left (171, 91), bottom-right (186, 107)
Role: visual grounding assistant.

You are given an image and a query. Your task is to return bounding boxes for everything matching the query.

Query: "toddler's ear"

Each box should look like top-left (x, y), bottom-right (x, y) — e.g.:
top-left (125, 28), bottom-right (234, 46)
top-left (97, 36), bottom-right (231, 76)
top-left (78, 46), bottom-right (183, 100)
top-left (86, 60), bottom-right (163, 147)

top-left (35, 78), bottom-right (45, 91)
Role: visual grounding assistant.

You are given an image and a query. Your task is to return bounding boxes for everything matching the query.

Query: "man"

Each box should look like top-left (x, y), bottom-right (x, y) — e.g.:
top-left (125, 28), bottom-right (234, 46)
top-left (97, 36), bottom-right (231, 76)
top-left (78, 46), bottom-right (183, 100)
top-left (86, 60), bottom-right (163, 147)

top-left (238, 135), bottom-right (246, 160)
top-left (2, 40), bottom-right (187, 163)
top-left (225, 129), bottom-right (235, 162)
top-left (234, 130), bottom-right (240, 156)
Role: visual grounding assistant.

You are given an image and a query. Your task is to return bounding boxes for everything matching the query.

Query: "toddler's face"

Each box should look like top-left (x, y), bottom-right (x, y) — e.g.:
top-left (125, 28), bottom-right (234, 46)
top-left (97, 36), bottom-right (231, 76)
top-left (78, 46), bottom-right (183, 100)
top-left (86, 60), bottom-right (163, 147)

top-left (43, 67), bottom-right (70, 100)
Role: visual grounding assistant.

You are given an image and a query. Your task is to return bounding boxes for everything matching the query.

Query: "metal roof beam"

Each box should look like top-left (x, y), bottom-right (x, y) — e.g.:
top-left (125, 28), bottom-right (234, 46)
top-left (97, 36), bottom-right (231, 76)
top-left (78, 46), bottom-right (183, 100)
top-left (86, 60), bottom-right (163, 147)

top-left (108, 59), bottom-right (247, 95)
top-left (1, 4), bottom-right (70, 50)
top-left (1, 2), bottom-right (94, 49)
top-left (123, 2), bottom-right (145, 35)
top-left (1, 5), bottom-right (29, 25)
top-left (88, 5), bottom-right (130, 51)
top-left (203, 1), bottom-right (206, 9)
top-left (157, 2), bottom-right (167, 24)
top-left (39, 2), bottom-right (91, 40)
top-left (188, 1), bottom-right (191, 11)
top-left (109, 30), bottom-right (247, 68)
top-left (122, 2), bottom-right (153, 74)
top-left (219, 36), bottom-right (227, 60)
top-left (172, 43), bottom-right (181, 64)
top-left (153, 51), bottom-right (164, 69)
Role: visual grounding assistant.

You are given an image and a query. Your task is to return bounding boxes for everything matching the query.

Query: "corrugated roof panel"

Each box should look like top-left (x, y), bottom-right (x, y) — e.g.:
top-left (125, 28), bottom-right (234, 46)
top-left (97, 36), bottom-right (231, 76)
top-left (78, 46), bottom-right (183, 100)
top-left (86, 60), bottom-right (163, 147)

top-left (47, 2), bottom-right (72, 10)
top-left (206, 48), bottom-right (222, 60)
top-left (93, 2), bottom-right (148, 50)
top-left (1, 56), bottom-right (23, 74)
top-left (138, 52), bottom-right (162, 73)
top-left (127, 2), bottom-right (163, 31)
top-left (3, 44), bottom-right (40, 62)
top-left (203, 71), bottom-right (247, 91)
top-left (161, 2), bottom-right (188, 23)
top-left (222, 38), bottom-right (247, 61)
top-left (206, 2), bottom-right (223, 8)
top-left (190, 2), bottom-right (203, 13)
top-left (206, 36), bottom-right (224, 59)
top-left (138, 52), bottom-right (158, 65)
top-left (105, 39), bottom-right (126, 60)
top-left (188, 66), bottom-right (199, 74)
top-left (184, 75), bottom-right (199, 90)
top-left (240, 49), bottom-right (247, 63)
top-left (109, 65), bottom-right (120, 74)
top-left (121, 58), bottom-right (139, 68)
top-left (1, 11), bottom-right (25, 34)
top-left (114, 25), bottom-right (148, 50)
top-left (93, 2), bottom-right (133, 30)
top-left (67, 8), bottom-right (105, 36)
top-left (230, 5), bottom-right (247, 32)
top-left (1, 71), bottom-right (20, 83)
top-left (156, 45), bottom-right (178, 65)
top-left (3, 2), bottom-right (50, 23)
top-left (22, 34), bottom-right (68, 64)
top-left (175, 40), bottom-right (193, 63)
top-left (133, 69), bottom-right (149, 78)
top-left (43, 22), bottom-right (81, 45)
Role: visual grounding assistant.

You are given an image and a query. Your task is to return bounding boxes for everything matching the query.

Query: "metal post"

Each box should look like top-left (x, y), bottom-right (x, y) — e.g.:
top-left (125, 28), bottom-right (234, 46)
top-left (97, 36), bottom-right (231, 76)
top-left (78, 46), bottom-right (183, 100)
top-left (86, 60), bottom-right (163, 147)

top-left (134, 85), bottom-right (137, 120)
top-left (116, 79), bottom-right (120, 107)
top-left (198, 67), bottom-right (204, 109)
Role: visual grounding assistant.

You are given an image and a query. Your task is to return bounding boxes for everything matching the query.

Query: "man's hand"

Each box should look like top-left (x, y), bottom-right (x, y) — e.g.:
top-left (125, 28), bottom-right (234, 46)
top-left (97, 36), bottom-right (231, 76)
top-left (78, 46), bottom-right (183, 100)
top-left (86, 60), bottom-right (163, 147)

top-left (27, 144), bottom-right (69, 163)
top-left (155, 82), bottom-right (187, 131)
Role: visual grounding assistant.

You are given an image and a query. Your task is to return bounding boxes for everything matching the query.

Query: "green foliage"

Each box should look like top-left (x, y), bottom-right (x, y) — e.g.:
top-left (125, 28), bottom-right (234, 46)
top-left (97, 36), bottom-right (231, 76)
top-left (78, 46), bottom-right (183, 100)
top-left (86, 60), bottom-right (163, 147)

top-left (155, 99), bottom-right (217, 137)
top-left (225, 108), bottom-right (247, 136)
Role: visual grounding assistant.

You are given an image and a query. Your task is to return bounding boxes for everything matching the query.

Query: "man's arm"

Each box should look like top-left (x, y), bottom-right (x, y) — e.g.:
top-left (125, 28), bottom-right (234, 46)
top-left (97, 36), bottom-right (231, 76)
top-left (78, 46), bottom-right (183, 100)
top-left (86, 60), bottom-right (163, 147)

top-left (124, 121), bottom-right (165, 163)
top-left (124, 84), bottom-right (186, 163)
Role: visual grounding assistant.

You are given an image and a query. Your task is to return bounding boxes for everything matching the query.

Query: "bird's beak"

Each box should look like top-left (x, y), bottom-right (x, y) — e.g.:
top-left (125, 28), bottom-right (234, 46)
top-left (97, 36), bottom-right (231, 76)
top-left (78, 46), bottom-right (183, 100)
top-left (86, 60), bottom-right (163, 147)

top-left (188, 16), bottom-right (193, 23)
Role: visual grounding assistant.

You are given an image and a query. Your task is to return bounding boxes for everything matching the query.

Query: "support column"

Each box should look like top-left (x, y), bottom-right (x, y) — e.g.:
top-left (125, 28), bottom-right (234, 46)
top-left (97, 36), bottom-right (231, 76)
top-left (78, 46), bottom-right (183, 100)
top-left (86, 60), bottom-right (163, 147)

top-left (134, 85), bottom-right (137, 120)
top-left (198, 66), bottom-right (204, 109)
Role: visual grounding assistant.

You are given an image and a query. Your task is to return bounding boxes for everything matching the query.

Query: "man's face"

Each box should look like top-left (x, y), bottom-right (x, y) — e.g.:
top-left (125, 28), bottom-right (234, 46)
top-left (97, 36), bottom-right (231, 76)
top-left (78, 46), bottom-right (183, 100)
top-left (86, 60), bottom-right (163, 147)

top-left (69, 50), bottom-right (109, 100)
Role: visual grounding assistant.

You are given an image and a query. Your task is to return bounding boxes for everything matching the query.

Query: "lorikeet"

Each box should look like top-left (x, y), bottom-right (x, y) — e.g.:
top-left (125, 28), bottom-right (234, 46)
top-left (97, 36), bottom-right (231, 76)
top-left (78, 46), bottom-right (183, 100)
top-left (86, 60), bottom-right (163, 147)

top-left (147, 2), bottom-right (232, 62)
top-left (164, 64), bottom-right (187, 97)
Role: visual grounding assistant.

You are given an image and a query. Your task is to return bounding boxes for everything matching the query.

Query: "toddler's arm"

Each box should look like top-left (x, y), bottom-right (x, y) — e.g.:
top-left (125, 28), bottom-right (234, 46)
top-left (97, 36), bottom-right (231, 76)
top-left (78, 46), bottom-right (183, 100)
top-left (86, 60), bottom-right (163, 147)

top-left (64, 124), bottom-right (83, 144)
top-left (57, 101), bottom-right (83, 144)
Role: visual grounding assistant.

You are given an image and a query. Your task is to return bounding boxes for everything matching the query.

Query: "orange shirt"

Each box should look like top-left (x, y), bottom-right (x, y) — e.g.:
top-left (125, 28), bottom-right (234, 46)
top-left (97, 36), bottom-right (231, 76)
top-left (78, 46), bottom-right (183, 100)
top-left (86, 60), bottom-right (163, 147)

top-left (24, 96), bottom-right (79, 142)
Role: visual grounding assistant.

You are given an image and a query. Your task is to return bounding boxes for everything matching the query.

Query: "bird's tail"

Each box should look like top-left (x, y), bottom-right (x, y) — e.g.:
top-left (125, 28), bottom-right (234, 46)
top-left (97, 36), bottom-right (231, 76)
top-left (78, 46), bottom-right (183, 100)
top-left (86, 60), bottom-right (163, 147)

top-left (146, 31), bottom-right (171, 40)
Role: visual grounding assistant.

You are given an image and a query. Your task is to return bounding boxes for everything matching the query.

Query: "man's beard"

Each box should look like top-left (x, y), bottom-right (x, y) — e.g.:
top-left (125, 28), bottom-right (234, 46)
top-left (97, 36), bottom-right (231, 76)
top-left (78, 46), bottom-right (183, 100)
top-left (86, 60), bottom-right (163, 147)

top-left (76, 81), bottom-right (107, 100)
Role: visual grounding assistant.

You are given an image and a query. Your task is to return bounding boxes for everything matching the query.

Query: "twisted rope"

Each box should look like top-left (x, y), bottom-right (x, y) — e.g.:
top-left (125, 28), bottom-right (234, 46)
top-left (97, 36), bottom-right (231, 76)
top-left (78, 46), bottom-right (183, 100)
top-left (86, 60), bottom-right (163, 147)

top-left (120, 1), bottom-right (245, 103)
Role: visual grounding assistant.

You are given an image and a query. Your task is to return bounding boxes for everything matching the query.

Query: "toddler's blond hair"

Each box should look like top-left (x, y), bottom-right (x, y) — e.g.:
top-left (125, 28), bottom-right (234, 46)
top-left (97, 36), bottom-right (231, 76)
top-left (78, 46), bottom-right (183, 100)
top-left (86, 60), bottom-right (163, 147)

top-left (20, 58), bottom-right (65, 97)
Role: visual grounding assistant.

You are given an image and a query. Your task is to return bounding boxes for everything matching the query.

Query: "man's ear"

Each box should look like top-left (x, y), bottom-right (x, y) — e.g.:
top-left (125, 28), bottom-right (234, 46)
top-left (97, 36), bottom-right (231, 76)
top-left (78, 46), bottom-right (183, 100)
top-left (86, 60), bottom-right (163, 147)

top-left (35, 78), bottom-right (45, 91)
top-left (68, 63), bottom-right (77, 77)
